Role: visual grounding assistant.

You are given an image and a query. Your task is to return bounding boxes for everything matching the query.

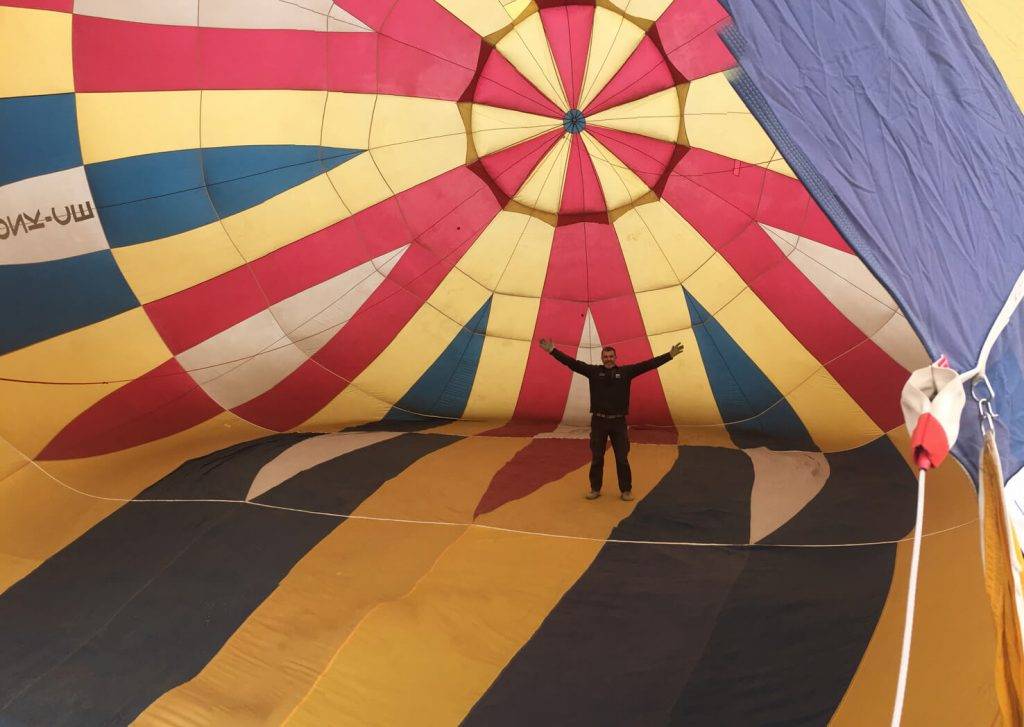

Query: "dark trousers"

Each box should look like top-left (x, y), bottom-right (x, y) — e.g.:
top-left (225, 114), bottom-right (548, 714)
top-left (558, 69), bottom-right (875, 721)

top-left (589, 415), bottom-right (631, 492)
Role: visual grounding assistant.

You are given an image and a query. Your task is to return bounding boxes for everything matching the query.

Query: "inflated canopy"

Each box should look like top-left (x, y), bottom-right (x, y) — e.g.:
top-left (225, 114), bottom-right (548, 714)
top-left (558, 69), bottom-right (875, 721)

top-left (0, 0), bottom-right (1020, 724)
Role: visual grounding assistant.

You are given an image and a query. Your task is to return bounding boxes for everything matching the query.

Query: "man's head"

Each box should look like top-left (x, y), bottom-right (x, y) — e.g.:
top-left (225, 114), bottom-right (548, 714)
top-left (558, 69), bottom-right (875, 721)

top-left (601, 345), bottom-right (617, 368)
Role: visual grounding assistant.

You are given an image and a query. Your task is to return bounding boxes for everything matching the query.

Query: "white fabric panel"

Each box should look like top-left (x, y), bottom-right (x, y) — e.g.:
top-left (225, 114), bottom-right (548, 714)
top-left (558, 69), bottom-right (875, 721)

top-left (177, 246), bottom-right (407, 409)
top-left (271, 245), bottom-right (407, 357)
top-left (74, 0), bottom-right (198, 26)
top-left (761, 222), bottom-right (931, 370)
top-left (561, 309), bottom-right (601, 427)
top-left (747, 448), bottom-right (830, 543)
top-left (871, 313), bottom-right (932, 372)
top-left (0, 167), bottom-right (109, 264)
top-left (246, 431), bottom-right (402, 500)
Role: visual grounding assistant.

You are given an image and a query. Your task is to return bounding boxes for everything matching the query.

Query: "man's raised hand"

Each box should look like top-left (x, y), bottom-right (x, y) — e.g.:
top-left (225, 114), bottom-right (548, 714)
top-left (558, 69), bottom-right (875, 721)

top-left (670, 342), bottom-right (684, 358)
top-left (539, 338), bottom-right (554, 353)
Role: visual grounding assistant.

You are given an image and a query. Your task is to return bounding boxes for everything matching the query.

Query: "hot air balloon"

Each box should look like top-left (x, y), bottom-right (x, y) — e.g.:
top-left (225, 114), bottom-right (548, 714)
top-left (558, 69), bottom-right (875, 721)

top-left (0, 0), bottom-right (1021, 724)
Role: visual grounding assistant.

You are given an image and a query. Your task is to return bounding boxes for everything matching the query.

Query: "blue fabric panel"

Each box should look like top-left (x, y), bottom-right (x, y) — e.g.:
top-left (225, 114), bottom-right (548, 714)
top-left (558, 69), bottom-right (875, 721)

top-left (685, 289), bottom-right (815, 451)
top-left (0, 94), bottom-right (82, 186)
top-left (0, 250), bottom-right (138, 355)
top-left (202, 145), bottom-right (362, 218)
top-left (84, 145), bottom-right (363, 247)
top-left (85, 149), bottom-right (216, 247)
top-left (386, 297), bottom-right (492, 422)
top-left (720, 0), bottom-right (1024, 478)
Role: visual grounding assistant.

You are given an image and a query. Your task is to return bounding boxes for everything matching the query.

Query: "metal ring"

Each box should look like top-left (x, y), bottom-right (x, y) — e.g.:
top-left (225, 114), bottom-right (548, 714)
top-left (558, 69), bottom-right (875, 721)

top-left (971, 373), bottom-right (995, 403)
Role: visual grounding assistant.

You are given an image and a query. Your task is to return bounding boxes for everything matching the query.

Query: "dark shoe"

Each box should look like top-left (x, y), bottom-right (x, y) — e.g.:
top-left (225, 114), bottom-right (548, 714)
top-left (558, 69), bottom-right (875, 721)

top-left (586, 490), bottom-right (601, 500)
top-left (620, 491), bottom-right (634, 501)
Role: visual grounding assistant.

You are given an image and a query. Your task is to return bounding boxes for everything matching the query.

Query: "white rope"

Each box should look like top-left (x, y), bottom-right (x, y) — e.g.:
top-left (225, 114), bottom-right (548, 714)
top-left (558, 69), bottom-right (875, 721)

top-left (959, 266), bottom-right (1024, 383)
top-left (891, 468), bottom-right (927, 727)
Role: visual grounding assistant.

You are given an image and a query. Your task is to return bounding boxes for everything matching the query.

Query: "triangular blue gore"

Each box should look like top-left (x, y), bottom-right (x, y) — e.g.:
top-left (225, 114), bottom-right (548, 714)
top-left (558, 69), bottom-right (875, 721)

top-left (684, 288), bottom-right (815, 450)
top-left (385, 297), bottom-right (493, 423)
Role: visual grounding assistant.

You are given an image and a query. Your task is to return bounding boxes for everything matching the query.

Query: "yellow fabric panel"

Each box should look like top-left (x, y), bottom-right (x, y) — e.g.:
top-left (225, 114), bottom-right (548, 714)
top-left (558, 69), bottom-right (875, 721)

top-left (713, 290), bottom-right (877, 452)
top-left (0, 413), bottom-right (267, 594)
top-left (434, 0), bottom-right (519, 36)
top-left (112, 222), bottom-right (246, 304)
top-left (627, 199), bottom-right (718, 282)
top-left (220, 173), bottom-right (349, 261)
top-left (491, 213), bottom-right (554, 297)
top-left (0, 7), bottom-right (73, 98)
top-left (648, 324), bottom-right (726, 429)
top-left (0, 435), bottom-right (28, 483)
top-left (605, 0), bottom-right (674, 21)
top-left (201, 90), bottom-right (327, 149)
top-left (684, 74), bottom-right (795, 177)
top-left (587, 86), bottom-right (682, 142)
top-left (980, 432), bottom-right (1024, 725)
top-left (832, 433), bottom-right (1000, 725)
top-left (614, 206), bottom-right (686, 293)
top-left (321, 92), bottom-right (375, 149)
top-left (137, 436), bottom-right (526, 727)
top-left (496, 12), bottom-right (569, 110)
top-left (470, 104), bottom-right (562, 158)
top-left (368, 96), bottom-right (468, 196)
top-left (962, 0), bottom-right (1024, 112)
top-left (298, 378), bottom-right (391, 433)
top-left (462, 294), bottom-right (540, 420)
top-left (0, 308), bottom-right (171, 457)
top-left (514, 135), bottom-right (570, 213)
top-left (681, 253), bottom-right (748, 313)
top-left (76, 92), bottom-right (202, 165)
top-left (457, 208), bottom-right (553, 293)
top-left (635, 286), bottom-right (688, 335)
top-left (581, 131), bottom-right (651, 210)
top-left (284, 442), bottom-right (678, 726)
top-left (577, 6), bottom-right (646, 110)
top-left (348, 268), bottom-right (492, 412)
top-left (785, 368), bottom-right (882, 452)
top-left (326, 152), bottom-right (393, 216)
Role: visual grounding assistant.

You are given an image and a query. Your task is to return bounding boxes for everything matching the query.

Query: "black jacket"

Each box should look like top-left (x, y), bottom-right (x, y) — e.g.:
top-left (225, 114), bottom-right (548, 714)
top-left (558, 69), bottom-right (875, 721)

top-left (549, 348), bottom-right (672, 415)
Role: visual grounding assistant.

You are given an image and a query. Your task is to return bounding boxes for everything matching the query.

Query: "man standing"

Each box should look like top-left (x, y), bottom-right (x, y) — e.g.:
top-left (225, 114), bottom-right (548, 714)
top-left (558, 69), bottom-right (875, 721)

top-left (539, 338), bottom-right (683, 501)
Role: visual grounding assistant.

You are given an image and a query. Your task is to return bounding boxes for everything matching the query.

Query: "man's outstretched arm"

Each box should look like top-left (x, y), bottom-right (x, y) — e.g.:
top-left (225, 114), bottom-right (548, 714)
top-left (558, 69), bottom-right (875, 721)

top-left (539, 338), bottom-right (592, 375)
top-left (627, 342), bottom-right (684, 376)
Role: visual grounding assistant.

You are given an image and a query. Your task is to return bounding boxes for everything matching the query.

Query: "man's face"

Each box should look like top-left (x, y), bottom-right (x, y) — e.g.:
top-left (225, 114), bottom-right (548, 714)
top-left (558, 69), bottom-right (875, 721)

top-left (601, 348), bottom-right (616, 368)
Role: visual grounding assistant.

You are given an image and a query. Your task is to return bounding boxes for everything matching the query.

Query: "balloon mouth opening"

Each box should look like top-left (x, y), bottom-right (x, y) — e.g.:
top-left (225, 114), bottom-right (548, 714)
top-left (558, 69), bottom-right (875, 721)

top-left (563, 109), bottom-right (586, 134)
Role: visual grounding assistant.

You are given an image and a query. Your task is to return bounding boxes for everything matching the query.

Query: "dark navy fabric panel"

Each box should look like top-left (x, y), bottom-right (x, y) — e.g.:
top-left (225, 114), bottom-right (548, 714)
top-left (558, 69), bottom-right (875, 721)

top-left (685, 288), bottom-right (815, 450)
top-left (203, 144), bottom-right (362, 217)
top-left (0, 94), bottom-right (82, 186)
top-left (0, 249), bottom-right (138, 355)
top-left (0, 432), bottom-right (458, 726)
top-left (721, 0), bottom-right (1024, 478)
top-left (85, 149), bottom-right (216, 247)
top-left (385, 297), bottom-right (492, 421)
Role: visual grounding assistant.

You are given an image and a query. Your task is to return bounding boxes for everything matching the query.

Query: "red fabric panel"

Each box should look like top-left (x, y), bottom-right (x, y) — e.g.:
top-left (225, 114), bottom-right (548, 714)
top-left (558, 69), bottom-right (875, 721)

top-left (38, 359), bottom-right (222, 460)
top-left (230, 357), bottom-right (344, 431)
top-left (560, 135), bottom-right (605, 215)
top-left (662, 150), bottom-right (906, 429)
top-left (586, 125), bottom-right (676, 189)
top-left (655, 0), bottom-right (735, 80)
top-left (473, 50), bottom-right (563, 116)
top-left (540, 4), bottom-right (594, 109)
top-left (330, 0), bottom-right (395, 30)
top-left (199, 28), bottom-right (327, 90)
top-left (374, 35), bottom-right (475, 99)
top-left (474, 438), bottom-right (592, 516)
top-left (1, 0), bottom-right (71, 11)
top-left (826, 341), bottom-right (908, 430)
top-left (73, 15), bottom-right (200, 92)
top-left (326, 32), bottom-right (379, 93)
top-left (251, 196), bottom-right (418, 305)
top-left (478, 129), bottom-right (562, 201)
top-left (144, 266), bottom-right (267, 354)
top-left (585, 36), bottom-right (676, 116)
top-left (237, 169), bottom-right (502, 430)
